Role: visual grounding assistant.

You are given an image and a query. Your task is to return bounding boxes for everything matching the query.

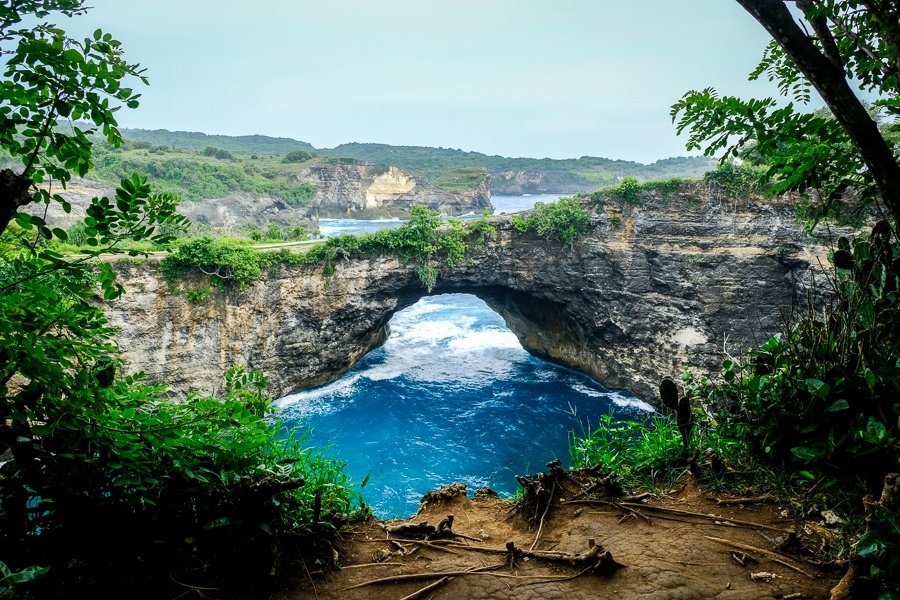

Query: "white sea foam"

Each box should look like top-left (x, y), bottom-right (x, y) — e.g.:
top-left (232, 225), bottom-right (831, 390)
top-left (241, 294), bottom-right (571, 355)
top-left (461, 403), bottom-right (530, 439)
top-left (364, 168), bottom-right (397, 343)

top-left (608, 391), bottom-right (655, 412)
top-left (447, 329), bottom-right (523, 352)
top-left (273, 373), bottom-right (361, 414)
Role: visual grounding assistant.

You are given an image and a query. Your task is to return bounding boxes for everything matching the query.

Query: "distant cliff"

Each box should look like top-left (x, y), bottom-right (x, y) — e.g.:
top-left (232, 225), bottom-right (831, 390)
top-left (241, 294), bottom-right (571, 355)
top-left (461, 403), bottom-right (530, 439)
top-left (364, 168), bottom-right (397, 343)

top-left (293, 161), bottom-right (492, 218)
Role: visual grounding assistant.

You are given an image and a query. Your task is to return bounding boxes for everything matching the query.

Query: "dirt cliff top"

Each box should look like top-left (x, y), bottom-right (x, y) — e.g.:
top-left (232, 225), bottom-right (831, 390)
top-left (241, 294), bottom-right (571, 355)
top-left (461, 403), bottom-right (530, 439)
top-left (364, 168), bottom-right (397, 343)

top-left (275, 476), bottom-right (841, 600)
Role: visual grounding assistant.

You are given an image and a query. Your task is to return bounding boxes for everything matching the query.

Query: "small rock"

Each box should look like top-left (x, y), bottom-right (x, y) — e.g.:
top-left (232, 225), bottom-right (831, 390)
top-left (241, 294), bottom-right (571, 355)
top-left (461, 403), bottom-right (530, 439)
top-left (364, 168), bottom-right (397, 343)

top-left (821, 510), bottom-right (844, 525)
top-left (751, 571), bottom-right (780, 582)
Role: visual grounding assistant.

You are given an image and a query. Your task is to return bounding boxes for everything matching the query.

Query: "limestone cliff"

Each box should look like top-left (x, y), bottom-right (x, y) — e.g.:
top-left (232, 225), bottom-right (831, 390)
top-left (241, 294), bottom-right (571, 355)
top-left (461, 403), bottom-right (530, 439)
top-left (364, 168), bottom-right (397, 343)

top-left (490, 170), bottom-right (597, 195)
top-left (105, 187), bottom-right (840, 403)
top-left (294, 161), bottom-right (492, 218)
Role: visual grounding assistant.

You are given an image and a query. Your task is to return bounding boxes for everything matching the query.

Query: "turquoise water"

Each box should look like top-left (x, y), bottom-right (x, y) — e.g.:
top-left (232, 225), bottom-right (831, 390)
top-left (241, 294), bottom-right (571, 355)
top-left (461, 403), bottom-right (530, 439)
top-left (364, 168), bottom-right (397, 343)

top-left (276, 293), bottom-right (652, 519)
top-left (277, 196), bottom-right (648, 518)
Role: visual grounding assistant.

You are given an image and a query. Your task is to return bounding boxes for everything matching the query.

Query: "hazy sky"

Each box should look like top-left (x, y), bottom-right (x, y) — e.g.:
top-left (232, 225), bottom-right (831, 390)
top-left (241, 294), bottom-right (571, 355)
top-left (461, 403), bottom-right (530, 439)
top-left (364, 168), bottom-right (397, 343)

top-left (61, 1), bottom-right (794, 163)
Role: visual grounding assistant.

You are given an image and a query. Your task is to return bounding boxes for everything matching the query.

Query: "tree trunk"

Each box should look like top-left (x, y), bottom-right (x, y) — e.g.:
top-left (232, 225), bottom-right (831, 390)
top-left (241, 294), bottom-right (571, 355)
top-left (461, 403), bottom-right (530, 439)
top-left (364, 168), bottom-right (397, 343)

top-left (736, 0), bottom-right (900, 227)
top-left (0, 168), bottom-right (34, 237)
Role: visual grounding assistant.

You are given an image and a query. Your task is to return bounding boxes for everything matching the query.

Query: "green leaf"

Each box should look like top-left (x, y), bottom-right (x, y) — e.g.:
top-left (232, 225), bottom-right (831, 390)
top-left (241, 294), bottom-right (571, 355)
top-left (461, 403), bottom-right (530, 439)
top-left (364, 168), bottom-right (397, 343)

top-left (866, 417), bottom-right (887, 442)
top-left (805, 378), bottom-right (830, 399)
top-left (202, 517), bottom-right (232, 530)
top-left (856, 530), bottom-right (891, 558)
top-left (790, 446), bottom-right (823, 461)
top-left (1, 564), bottom-right (49, 584)
top-left (826, 399), bottom-right (849, 412)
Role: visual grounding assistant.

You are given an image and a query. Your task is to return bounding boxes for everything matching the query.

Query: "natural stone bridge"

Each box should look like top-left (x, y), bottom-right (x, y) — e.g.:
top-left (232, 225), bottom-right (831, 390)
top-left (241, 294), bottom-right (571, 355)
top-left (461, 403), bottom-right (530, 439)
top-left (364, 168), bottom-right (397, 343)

top-left (106, 191), bottom-right (834, 403)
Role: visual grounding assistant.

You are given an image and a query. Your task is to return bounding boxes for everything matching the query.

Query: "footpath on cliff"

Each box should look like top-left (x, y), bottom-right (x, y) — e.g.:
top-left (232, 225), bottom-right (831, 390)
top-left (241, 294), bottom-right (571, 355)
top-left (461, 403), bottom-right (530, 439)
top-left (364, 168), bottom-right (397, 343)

top-left (274, 468), bottom-right (843, 600)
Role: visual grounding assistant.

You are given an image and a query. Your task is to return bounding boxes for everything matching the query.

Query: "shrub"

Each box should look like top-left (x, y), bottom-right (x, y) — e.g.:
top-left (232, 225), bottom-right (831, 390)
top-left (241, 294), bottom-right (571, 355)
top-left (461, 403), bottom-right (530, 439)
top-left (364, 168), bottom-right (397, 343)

top-left (282, 149), bottom-right (314, 163)
top-left (202, 146), bottom-right (235, 160)
top-left (703, 160), bottom-right (772, 197)
top-left (512, 196), bottom-right (591, 246)
top-left (161, 237), bottom-right (261, 290)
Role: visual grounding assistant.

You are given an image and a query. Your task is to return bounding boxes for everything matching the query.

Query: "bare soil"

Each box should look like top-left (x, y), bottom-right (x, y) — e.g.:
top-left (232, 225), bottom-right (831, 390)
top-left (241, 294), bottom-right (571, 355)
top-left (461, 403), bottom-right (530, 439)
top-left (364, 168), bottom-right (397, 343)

top-left (274, 477), bottom-right (843, 600)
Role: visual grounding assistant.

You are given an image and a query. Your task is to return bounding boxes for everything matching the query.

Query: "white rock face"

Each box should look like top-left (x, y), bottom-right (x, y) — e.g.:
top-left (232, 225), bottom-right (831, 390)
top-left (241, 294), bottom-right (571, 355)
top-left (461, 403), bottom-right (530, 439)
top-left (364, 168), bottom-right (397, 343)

top-left (295, 162), bottom-right (492, 217)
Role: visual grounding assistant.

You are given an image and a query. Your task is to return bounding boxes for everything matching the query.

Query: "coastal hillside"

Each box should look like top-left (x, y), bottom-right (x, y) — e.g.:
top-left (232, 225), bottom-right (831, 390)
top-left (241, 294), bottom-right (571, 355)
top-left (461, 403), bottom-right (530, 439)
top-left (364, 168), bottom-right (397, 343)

top-left (120, 128), bottom-right (716, 194)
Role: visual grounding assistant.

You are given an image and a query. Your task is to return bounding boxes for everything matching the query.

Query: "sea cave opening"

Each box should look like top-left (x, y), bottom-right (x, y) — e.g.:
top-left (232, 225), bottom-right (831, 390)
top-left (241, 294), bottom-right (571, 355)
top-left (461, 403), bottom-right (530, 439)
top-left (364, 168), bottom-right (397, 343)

top-left (275, 293), bottom-right (651, 519)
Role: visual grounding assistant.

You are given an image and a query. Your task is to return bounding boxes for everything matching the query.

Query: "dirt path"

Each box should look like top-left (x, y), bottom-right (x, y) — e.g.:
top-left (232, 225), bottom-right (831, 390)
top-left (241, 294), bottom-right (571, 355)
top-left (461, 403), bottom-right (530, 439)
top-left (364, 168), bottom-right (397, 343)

top-left (275, 478), bottom-right (841, 600)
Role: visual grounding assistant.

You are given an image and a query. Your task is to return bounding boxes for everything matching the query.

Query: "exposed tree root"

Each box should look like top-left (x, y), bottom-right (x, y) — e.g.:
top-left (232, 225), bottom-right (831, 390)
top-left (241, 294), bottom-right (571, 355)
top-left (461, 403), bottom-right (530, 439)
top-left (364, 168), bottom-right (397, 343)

top-left (382, 513), bottom-right (483, 543)
top-left (702, 535), bottom-right (815, 578)
top-left (399, 575), bottom-right (451, 600)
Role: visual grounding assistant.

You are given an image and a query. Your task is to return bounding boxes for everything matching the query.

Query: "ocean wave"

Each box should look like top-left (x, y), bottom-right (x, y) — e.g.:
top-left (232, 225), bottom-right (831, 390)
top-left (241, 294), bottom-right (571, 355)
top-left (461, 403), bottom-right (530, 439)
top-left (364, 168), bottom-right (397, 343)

top-left (273, 373), bottom-right (362, 414)
top-left (447, 329), bottom-right (523, 352)
top-left (608, 391), bottom-right (655, 412)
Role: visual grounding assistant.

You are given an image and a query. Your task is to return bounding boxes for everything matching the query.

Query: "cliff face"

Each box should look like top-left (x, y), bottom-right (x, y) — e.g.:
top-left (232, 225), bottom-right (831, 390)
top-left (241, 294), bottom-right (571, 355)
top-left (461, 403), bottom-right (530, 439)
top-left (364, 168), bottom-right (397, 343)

top-left (490, 170), bottom-right (597, 195)
top-left (295, 162), bottom-right (492, 217)
top-left (105, 192), bottom-right (837, 403)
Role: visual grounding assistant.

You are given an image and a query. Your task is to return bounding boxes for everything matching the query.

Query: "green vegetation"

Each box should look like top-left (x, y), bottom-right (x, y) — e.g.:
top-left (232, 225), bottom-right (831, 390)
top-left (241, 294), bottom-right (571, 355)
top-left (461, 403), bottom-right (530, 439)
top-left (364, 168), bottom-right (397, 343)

top-left (511, 196), bottom-right (591, 246)
top-left (0, 4), bottom-right (358, 596)
top-left (569, 414), bottom-right (685, 490)
top-left (201, 145), bottom-right (235, 160)
top-left (431, 167), bottom-right (488, 191)
top-left (114, 130), bottom-right (714, 194)
top-left (162, 236), bottom-right (262, 290)
top-left (702, 160), bottom-right (772, 197)
top-left (121, 128), bottom-right (316, 155)
top-left (318, 142), bottom-right (716, 184)
top-left (593, 3), bottom-right (900, 595)
top-left (589, 176), bottom-right (687, 208)
top-left (91, 144), bottom-right (317, 206)
top-left (282, 149), bottom-right (314, 163)
top-left (164, 206), bottom-right (498, 294)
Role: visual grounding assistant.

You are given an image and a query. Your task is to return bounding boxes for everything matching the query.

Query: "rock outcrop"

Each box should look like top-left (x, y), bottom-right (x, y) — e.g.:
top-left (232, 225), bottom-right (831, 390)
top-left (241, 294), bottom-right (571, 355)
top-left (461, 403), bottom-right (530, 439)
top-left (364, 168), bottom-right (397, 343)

top-left (295, 161), bottom-right (492, 218)
top-left (105, 188), bottom-right (840, 403)
top-left (490, 170), bottom-right (597, 195)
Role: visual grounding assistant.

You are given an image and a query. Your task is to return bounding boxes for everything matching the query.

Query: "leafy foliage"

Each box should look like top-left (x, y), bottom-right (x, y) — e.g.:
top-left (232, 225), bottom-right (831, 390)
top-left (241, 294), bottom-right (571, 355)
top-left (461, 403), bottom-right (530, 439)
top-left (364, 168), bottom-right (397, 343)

top-left (569, 414), bottom-right (684, 489)
top-left (512, 196), bottom-right (591, 246)
top-left (671, 1), bottom-right (900, 226)
top-left (0, 0), bottom-right (149, 233)
top-left (92, 149), bottom-right (318, 206)
top-left (702, 160), bottom-right (772, 197)
top-left (162, 236), bottom-right (261, 290)
top-left (165, 207), bottom-right (498, 294)
top-left (202, 145), bottom-right (235, 160)
top-left (0, 4), bottom-right (357, 595)
top-left (706, 222), bottom-right (899, 486)
top-left (281, 149), bottom-right (314, 163)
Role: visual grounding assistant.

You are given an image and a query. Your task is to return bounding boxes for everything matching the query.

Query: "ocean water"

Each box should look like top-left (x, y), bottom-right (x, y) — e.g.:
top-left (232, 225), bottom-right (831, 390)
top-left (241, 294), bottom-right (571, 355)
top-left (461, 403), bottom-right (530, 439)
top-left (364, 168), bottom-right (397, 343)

top-left (277, 195), bottom-right (645, 518)
top-left (276, 293), bottom-right (652, 519)
top-left (316, 193), bottom-right (565, 238)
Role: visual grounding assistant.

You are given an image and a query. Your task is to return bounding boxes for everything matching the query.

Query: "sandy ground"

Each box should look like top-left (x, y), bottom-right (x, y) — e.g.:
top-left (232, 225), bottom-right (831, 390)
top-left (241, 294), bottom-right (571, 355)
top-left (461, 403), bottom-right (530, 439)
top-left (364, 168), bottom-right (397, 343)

top-left (274, 477), bottom-right (842, 600)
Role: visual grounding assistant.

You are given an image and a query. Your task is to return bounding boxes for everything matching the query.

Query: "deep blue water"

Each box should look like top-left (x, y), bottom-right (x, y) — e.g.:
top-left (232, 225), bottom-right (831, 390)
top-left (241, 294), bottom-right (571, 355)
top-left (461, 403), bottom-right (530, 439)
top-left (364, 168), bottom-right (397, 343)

top-left (278, 195), bottom-right (646, 518)
top-left (276, 292), bottom-right (652, 519)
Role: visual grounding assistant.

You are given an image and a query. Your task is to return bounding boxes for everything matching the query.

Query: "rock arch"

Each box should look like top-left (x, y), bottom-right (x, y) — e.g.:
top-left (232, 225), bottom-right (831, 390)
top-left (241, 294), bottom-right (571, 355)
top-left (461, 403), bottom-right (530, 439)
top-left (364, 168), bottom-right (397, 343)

top-left (107, 199), bottom-right (834, 403)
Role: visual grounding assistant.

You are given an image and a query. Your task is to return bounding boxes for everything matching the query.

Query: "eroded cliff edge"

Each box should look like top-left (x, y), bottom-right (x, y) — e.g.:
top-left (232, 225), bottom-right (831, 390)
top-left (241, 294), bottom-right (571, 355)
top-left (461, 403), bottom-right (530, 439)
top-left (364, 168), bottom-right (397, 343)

top-left (106, 193), bottom-right (836, 403)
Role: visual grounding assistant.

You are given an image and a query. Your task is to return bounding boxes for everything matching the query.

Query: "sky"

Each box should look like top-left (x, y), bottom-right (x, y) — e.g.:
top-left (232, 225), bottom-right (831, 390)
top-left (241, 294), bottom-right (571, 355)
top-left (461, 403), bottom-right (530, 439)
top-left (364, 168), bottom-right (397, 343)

top-left (60, 1), bottom-right (795, 163)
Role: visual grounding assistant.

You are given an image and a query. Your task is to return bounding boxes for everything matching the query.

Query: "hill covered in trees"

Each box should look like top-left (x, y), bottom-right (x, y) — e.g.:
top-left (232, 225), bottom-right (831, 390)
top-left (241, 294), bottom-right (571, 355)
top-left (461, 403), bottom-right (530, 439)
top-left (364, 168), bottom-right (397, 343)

top-left (119, 128), bottom-right (715, 194)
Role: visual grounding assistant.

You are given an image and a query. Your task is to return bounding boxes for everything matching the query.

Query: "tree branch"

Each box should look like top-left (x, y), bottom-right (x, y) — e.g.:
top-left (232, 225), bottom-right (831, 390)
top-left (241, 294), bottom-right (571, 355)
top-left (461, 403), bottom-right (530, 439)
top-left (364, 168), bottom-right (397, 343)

top-left (735, 0), bottom-right (900, 227)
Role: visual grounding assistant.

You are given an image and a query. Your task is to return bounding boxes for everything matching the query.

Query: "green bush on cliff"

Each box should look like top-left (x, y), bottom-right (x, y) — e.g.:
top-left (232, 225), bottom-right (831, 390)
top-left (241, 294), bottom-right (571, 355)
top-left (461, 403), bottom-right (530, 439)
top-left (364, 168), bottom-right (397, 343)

top-left (161, 236), bottom-right (261, 290)
top-left (512, 196), bottom-right (591, 246)
top-left (268, 206), bottom-right (496, 291)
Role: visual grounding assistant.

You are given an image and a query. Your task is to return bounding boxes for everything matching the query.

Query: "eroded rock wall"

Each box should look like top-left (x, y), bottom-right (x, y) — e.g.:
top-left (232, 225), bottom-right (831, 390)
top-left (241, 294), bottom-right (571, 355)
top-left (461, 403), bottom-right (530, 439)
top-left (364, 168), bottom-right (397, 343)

top-left (106, 193), bottom-right (837, 403)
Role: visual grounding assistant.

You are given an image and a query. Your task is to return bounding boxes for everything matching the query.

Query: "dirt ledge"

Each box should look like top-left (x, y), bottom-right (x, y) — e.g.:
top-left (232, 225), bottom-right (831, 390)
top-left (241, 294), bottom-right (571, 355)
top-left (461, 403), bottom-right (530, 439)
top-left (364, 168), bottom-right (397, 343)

top-left (275, 477), bottom-right (842, 600)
